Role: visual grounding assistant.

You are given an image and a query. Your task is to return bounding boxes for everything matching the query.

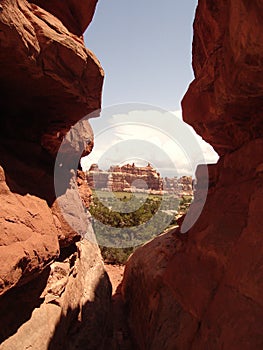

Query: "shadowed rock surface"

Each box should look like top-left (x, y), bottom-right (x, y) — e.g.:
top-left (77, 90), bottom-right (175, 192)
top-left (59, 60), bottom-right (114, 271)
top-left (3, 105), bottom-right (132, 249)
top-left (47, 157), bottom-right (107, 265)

top-left (0, 240), bottom-right (112, 350)
top-left (28, 0), bottom-right (99, 36)
top-left (0, 0), bottom-right (112, 348)
top-left (122, 1), bottom-right (263, 349)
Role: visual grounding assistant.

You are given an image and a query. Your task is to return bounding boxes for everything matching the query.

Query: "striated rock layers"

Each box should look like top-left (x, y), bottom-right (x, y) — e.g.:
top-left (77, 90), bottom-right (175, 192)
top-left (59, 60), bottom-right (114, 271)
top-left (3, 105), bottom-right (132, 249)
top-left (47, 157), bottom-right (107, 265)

top-left (87, 163), bottom-right (193, 195)
top-left (163, 176), bottom-right (193, 196)
top-left (0, 0), bottom-right (111, 348)
top-left (87, 163), bottom-right (163, 192)
top-left (122, 1), bottom-right (263, 349)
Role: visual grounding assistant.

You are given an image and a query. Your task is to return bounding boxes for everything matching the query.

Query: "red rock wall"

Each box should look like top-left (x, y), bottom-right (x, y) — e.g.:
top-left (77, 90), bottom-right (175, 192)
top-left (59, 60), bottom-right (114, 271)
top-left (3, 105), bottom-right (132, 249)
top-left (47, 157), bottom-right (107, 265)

top-left (122, 1), bottom-right (263, 349)
top-left (0, 0), bottom-right (103, 292)
top-left (0, 1), bottom-right (111, 347)
top-left (28, 0), bottom-right (98, 36)
top-left (182, 0), bottom-right (263, 156)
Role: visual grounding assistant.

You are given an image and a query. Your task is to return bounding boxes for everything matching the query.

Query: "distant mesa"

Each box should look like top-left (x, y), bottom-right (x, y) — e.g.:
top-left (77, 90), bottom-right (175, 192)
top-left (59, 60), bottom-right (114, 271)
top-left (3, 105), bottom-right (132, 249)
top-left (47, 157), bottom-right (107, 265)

top-left (86, 163), bottom-right (193, 196)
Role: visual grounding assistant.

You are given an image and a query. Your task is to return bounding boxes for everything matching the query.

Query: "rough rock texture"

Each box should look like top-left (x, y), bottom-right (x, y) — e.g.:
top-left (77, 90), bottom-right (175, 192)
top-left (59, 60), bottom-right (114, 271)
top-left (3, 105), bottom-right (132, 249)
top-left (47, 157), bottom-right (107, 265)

top-left (122, 231), bottom-right (197, 350)
top-left (28, 0), bottom-right (98, 36)
top-left (0, 239), bottom-right (112, 349)
top-left (77, 170), bottom-right (93, 208)
top-left (122, 1), bottom-right (263, 349)
top-left (0, 0), bottom-right (103, 203)
top-left (0, 0), bottom-right (110, 347)
top-left (0, 166), bottom-right (59, 296)
top-left (51, 171), bottom-right (95, 248)
top-left (182, 0), bottom-right (263, 156)
top-left (0, 0), bottom-right (103, 291)
top-left (51, 120), bottom-right (95, 247)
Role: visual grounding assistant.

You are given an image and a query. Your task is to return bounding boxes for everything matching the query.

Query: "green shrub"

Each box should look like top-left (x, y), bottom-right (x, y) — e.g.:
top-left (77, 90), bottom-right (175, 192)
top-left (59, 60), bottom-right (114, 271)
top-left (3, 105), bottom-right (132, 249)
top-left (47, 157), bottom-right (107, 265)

top-left (89, 190), bottom-right (193, 264)
top-left (99, 246), bottom-right (136, 265)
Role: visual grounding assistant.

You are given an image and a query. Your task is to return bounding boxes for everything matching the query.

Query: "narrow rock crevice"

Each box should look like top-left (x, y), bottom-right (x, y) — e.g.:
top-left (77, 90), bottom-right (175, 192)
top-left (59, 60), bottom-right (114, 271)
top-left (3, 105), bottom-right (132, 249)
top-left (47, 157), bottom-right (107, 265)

top-left (104, 265), bottom-right (135, 350)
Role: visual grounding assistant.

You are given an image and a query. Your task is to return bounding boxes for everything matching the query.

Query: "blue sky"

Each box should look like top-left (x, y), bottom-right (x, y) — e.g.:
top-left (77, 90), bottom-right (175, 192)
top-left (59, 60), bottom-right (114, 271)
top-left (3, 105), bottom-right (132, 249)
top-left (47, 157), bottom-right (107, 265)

top-left (82, 0), bottom-right (218, 176)
top-left (84, 0), bottom-right (198, 109)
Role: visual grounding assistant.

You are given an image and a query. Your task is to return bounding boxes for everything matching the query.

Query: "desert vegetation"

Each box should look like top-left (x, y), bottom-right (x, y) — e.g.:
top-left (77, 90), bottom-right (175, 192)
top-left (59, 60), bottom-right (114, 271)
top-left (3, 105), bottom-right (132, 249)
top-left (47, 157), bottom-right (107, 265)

top-left (89, 190), bottom-right (193, 264)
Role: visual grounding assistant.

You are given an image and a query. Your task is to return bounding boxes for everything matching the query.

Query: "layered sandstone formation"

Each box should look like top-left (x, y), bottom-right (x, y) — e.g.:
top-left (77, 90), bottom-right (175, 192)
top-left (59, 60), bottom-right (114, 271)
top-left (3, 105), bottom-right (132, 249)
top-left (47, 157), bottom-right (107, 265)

top-left (86, 164), bottom-right (109, 189)
top-left (122, 1), bottom-right (263, 349)
top-left (87, 163), bottom-right (193, 195)
top-left (163, 176), bottom-right (193, 195)
top-left (87, 163), bottom-right (163, 192)
top-left (0, 0), bottom-right (111, 348)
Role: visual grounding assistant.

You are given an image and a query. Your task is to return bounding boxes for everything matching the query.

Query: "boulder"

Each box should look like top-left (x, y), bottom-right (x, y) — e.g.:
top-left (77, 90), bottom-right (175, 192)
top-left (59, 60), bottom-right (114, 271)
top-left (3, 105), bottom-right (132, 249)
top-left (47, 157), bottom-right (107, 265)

top-left (0, 240), bottom-right (112, 349)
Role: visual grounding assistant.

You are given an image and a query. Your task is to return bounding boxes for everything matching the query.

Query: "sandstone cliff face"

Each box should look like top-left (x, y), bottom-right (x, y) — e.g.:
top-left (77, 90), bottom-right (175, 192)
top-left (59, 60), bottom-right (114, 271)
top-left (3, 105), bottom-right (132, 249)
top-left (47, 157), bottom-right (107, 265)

top-left (87, 163), bottom-right (193, 196)
top-left (87, 163), bottom-right (163, 192)
top-left (28, 0), bottom-right (98, 36)
top-left (0, 0), bottom-right (103, 293)
top-left (0, 0), bottom-right (111, 347)
top-left (0, 0), bottom-right (102, 162)
top-left (163, 176), bottom-right (193, 195)
top-left (0, 166), bottom-right (59, 296)
top-left (122, 1), bottom-right (263, 349)
top-left (109, 163), bottom-right (162, 192)
top-left (87, 164), bottom-right (109, 190)
top-left (182, 0), bottom-right (263, 156)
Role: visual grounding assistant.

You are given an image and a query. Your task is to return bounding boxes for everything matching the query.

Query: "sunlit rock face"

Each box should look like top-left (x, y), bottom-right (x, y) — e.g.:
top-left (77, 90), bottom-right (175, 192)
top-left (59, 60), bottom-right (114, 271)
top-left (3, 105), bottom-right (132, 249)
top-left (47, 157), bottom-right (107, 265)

top-left (87, 163), bottom-right (163, 192)
top-left (0, 166), bottom-right (59, 297)
top-left (122, 1), bottom-right (263, 349)
top-left (86, 163), bottom-right (194, 195)
top-left (0, 1), bottom-right (111, 347)
top-left (182, 0), bottom-right (263, 156)
top-left (27, 0), bottom-right (99, 36)
top-left (0, 239), bottom-right (112, 350)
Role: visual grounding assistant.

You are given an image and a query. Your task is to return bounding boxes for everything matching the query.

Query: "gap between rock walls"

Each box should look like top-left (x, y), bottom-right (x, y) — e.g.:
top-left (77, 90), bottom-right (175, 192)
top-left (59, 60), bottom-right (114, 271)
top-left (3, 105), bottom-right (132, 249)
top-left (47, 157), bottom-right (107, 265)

top-left (0, 0), bottom-right (262, 349)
